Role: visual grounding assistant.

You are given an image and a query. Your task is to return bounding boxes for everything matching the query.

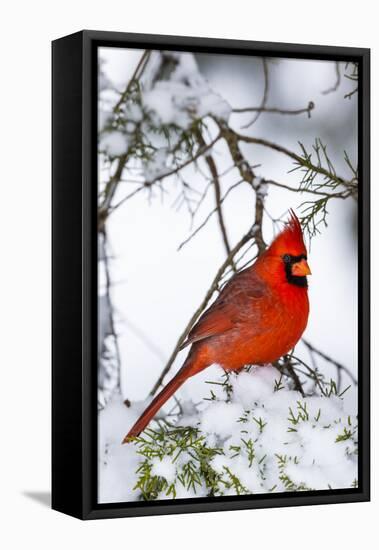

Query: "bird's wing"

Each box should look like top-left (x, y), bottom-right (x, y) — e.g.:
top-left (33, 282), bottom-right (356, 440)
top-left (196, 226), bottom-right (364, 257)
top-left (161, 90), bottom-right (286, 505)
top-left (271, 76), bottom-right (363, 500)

top-left (179, 268), bottom-right (266, 350)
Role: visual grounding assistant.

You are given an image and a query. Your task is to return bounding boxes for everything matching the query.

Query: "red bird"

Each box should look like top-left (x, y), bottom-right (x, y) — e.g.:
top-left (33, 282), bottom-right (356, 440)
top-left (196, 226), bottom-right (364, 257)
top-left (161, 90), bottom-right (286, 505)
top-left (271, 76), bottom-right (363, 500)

top-left (123, 210), bottom-right (311, 443)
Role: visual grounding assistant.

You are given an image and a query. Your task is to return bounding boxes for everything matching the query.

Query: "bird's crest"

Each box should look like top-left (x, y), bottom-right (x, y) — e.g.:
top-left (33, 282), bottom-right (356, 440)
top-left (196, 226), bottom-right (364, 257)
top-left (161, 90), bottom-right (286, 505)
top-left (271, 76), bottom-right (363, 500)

top-left (267, 209), bottom-right (306, 256)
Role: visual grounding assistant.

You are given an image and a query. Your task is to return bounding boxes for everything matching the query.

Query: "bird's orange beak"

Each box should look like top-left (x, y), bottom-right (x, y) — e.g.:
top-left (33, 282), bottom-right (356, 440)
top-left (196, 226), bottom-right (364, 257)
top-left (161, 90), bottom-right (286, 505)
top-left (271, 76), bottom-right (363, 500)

top-left (292, 258), bottom-right (312, 277)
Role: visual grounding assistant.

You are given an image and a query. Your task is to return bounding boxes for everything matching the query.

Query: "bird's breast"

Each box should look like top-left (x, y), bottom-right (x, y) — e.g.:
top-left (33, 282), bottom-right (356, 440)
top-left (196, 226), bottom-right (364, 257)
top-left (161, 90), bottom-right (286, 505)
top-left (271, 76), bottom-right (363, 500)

top-left (205, 286), bottom-right (309, 369)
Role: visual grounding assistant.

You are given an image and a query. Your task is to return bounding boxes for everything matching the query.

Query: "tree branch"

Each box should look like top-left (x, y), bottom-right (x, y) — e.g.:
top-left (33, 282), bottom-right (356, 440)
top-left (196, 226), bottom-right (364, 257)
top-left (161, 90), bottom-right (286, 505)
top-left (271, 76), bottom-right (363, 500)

top-left (218, 120), bottom-right (266, 254)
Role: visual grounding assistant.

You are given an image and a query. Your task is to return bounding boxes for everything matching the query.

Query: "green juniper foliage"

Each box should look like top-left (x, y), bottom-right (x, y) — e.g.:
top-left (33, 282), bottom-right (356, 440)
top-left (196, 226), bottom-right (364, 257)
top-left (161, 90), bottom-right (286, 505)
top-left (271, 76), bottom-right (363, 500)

top-left (289, 138), bottom-right (357, 239)
top-left (131, 369), bottom-right (358, 501)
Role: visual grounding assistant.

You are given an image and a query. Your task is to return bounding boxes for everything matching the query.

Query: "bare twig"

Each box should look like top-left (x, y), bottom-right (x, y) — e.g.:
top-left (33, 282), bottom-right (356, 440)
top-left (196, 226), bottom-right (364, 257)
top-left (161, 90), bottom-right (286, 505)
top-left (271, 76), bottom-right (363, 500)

top-left (344, 62), bottom-right (359, 100)
top-left (113, 50), bottom-right (151, 113)
top-left (218, 120), bottom-right (266, 254)
top-left (234, 101), bottom-right (314, 119)
top-left (344, 87), bottom-right (358, 100)
top-left (302, 339), bottom-right (357, 385)
top-left (274, 356), bottom-right (305, 397)
top-left (177, 179), bottom-right (245, 251)
top-left (290, 354), bottom-right (327, 395)
top-left (322, 62), bottom-right (341, 95)
top-left (98, 153), bottom-right (129, 230)
top-left (242, 58), bottom-right (269, 129)
top-left (194, 128), bottom-right (234, 265)
top-left (109, 133), bottom-right (222, 214)
top-left (98, 229), bottom-right (122, 407)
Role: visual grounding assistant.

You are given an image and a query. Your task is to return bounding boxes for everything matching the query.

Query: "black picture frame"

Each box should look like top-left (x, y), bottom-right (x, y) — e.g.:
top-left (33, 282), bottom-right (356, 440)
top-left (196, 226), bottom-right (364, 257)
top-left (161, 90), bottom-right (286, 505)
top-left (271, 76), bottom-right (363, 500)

top-left (52, 30), bottom-right (370, 520)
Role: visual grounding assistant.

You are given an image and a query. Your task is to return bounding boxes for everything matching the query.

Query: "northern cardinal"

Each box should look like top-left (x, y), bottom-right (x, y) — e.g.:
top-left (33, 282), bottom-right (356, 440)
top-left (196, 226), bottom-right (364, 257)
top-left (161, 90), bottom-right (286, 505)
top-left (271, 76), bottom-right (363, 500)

top-left (123, 210), bottom-right (311, 443)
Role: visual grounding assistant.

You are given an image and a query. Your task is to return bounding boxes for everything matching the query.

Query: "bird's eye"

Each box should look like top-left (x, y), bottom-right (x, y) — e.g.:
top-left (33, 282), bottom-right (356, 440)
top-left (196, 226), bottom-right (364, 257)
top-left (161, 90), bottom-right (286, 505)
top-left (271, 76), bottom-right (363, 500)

top-left (283, 254), bottom-right (291, 264)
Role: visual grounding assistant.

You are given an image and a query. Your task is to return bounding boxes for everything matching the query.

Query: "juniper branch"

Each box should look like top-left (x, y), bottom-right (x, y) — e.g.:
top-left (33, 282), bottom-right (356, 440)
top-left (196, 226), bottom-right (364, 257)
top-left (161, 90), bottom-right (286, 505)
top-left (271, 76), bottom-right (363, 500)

top-left (234, 131), bottom-right (354, 192)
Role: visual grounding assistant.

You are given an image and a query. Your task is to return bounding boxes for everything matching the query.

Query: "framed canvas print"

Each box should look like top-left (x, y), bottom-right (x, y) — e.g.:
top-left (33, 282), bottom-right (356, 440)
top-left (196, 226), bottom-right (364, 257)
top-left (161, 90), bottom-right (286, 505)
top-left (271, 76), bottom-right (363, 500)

top-left (52, 30), bottom-right (370, 520)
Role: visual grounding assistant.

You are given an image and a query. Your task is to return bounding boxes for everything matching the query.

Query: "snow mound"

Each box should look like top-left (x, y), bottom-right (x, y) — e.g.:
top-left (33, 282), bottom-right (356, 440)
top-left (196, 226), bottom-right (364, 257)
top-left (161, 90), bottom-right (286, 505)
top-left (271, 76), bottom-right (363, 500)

top-left (142, 52), bottom-right (231, 129)
top-left (98, 366), bottom-right (357, 503)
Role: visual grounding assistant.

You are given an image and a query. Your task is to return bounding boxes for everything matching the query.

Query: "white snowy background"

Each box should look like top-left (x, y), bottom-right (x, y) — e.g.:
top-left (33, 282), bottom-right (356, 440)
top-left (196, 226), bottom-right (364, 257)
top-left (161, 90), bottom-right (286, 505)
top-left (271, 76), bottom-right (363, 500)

top-left (97, 47), bottom-right (358, 503)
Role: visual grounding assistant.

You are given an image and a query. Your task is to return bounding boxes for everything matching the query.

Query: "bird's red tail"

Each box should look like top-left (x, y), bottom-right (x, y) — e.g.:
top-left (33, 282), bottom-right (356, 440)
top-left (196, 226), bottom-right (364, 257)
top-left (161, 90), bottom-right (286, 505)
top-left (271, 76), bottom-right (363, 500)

top-left (122, 355), bottom-right (200, 444)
